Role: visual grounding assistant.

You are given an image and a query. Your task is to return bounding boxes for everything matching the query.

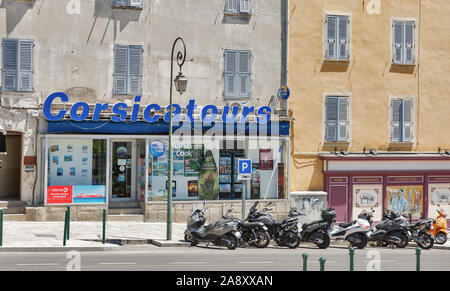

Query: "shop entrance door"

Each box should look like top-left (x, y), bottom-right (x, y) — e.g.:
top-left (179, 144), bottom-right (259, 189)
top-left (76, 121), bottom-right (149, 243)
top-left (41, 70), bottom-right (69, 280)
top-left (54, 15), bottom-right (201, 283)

top-left (110, 140), bottom-right (136, 202)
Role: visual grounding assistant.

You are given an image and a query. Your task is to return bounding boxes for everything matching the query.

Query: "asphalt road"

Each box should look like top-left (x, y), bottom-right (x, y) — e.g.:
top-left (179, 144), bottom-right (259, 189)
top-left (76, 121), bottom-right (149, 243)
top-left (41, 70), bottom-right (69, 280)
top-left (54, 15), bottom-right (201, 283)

top-left (0, 244), bottom-right (449, 271)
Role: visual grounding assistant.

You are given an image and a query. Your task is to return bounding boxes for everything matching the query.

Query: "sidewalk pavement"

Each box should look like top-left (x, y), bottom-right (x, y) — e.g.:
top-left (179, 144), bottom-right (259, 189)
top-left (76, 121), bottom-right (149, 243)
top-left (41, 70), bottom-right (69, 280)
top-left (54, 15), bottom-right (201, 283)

top-left (0, 221), bottom-right (187, 252)
top-left (0, 221), bottom-right (448, 252)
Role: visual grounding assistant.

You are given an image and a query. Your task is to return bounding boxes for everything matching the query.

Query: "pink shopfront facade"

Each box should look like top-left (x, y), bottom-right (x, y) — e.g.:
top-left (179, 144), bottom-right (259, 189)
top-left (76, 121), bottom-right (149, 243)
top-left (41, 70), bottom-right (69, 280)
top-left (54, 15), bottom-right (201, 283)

top-left (321, 154), bottom-right (450, 223)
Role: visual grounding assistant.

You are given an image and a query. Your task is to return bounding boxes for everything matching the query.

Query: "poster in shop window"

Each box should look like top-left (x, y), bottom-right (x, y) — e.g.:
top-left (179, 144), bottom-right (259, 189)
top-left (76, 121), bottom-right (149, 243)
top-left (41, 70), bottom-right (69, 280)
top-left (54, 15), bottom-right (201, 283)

top-left (184, 147), bottom-right (204, 177)
top-left (352, 184), bottom-right (382, 221)
top-left (428, 184), bottom-right (450, 217)
top-left (198, 150), bottom-right (219, 200)
top-left (259, 149), bottom-right (273, 170)
top-left (386, 185), bottom-right (424, 219)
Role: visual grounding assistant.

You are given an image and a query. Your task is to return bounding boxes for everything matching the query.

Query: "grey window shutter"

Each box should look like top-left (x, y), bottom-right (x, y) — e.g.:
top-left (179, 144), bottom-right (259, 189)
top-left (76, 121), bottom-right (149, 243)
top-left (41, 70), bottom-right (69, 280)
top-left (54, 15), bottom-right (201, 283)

top-left (338, 98), bottom-right (349, 141)
top-left (338, 16), bottom-right (349, 60)
top-left (326, 97), bottom-right (338, 142)
top-left (238, 51), bottom-right (250, 98)
top-left (2, 39), bottom-right (18, 91)
top-left (129, 0), bottom-right (142, 8)
top-left (226, 0), bottom-right (238, 13)
top-left (393, 21), bottom-right (404, 64)
top-left (114, 0), bottom-right (127, 7)
top-left (391, 99), bottom-right (402, 142)
top-left (403, 99), bottom-right (413, 142)
top-left (239, 0), bottom-right (251, 13)
top-left (326, 16), bottom-right (337, 60)
top-left (18, 40), bottom-right (33, 92)
top-left (114, 45), bottom-right (128, 95)
top-left (128, 45), bottom-right (142, 95)
top-left (404, 22), bottom-right (415, 64)
top-left (224, 51), bottom-right (238, 98)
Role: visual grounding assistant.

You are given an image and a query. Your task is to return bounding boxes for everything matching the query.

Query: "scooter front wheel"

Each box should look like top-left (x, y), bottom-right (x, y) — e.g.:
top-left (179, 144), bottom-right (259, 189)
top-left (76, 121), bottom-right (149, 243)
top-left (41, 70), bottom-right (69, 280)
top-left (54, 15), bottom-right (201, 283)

top-left (254, 229), bottom-right (271, 248)
top-left (284, 231), bottom-right (301, 249)
top-left (417, 235), bottom-right (434, 250)
top-left (436, 232), bottom-right (448, 245)
top-left (226, 234), bottom-right (238, 250)
top-left (347, 233), bottom-right (368, 249)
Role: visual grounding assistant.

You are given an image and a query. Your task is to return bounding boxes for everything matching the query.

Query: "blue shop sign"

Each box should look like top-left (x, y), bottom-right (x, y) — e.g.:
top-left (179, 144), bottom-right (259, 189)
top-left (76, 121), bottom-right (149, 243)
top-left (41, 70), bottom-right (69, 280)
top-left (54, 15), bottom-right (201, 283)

top-left (43, 92), bottom-right (272, 124)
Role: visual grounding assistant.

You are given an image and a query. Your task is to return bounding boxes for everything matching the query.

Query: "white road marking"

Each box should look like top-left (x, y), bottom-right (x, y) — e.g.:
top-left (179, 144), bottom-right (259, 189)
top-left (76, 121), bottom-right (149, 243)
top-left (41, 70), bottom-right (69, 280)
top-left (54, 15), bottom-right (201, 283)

top-left (363, 260), bottom-right (397, 263)
top-left (168, 262), bottom-right (207, 264)
top-left (16, 263), bottom-right (59, 266)
top-left (237, 261), bottom-right (275, 264)
top-left (98, 262), bottom-right (137, 265)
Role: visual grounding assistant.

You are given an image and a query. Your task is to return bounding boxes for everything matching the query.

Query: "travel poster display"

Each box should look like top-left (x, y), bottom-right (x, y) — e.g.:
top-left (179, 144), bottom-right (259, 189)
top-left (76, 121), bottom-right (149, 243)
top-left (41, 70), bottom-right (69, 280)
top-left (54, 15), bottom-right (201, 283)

top-left (198, 150), bottom-right (219, 200)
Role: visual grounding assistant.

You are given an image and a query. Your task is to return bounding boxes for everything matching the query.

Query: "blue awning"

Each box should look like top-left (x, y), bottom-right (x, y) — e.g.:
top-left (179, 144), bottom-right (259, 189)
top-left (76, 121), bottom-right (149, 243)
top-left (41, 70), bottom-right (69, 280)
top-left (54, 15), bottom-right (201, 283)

top-left (46, 120), bottom-right (290, 136)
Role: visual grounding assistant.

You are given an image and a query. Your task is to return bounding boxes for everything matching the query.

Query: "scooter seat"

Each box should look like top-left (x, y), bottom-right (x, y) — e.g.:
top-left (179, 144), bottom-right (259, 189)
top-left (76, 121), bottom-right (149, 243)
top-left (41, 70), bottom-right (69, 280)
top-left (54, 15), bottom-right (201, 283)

top-left (243, 222), bottom-right (263, 228)
top-left (339, 221), bottom-right (355, 228)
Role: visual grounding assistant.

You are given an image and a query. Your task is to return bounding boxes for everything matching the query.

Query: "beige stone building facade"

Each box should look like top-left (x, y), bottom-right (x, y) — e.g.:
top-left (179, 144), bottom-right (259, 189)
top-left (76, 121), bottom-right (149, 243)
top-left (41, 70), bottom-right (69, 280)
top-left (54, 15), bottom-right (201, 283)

top-left (289, 0), bottom-right (450, 221)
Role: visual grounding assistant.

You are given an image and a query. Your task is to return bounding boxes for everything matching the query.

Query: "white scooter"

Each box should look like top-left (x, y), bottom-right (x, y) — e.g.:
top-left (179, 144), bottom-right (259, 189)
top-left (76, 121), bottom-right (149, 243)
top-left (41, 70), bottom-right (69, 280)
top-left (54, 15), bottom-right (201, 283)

top-left (329, 210), bottom-right (372, 249)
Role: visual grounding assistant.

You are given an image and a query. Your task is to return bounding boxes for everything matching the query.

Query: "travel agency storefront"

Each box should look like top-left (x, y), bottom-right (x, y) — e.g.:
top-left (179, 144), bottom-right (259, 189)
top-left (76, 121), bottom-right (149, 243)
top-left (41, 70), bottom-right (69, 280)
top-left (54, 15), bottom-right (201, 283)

top-left (40, 93), bottom-right (291, 222)
top-left (321, 154), bottom-right (450, 223)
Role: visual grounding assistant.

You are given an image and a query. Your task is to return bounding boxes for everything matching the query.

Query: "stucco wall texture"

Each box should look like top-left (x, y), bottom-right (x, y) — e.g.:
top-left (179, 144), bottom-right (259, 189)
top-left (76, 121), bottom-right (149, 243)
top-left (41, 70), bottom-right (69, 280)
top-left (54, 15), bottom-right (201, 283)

top-left (288, 0), bottom-right (450, 192)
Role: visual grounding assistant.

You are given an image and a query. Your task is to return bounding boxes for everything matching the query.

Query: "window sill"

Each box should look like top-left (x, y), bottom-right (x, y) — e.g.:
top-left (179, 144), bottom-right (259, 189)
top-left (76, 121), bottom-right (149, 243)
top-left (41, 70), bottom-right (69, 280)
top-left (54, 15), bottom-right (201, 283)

top-left (323, 59), bottom-right (350, 64)
top-left (391, 62), bottom-right (416, 67)
top-left (223, 11), bottom-right (252, 17)
top-left (113, 5), bottom-right (143, 10)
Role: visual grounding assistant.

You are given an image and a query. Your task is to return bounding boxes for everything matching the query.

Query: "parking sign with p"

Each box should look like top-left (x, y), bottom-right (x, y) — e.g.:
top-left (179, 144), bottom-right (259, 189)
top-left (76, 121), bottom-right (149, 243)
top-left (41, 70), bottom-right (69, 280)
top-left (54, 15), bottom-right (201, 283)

top-left (238, 159), bottom-right (252, 181)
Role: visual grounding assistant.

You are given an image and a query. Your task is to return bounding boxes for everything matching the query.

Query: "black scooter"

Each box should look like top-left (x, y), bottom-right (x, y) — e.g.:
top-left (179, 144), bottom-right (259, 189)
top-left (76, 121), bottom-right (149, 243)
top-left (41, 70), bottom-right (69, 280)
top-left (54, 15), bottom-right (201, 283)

top-left (298, 208), bottom-right (336, 249)
top-left (247, 201), bottom-right (301, 249)
top-left (366, 209), bottom-right (409, 248)
top-left (184, 205), bottom-right (242, 250)
top-left (223, 209), bottom-right (271, 248)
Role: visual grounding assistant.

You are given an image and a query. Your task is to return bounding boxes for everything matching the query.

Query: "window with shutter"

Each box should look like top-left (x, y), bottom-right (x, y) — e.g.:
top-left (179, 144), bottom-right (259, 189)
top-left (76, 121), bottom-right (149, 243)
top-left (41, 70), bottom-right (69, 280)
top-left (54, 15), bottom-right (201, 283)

top-left (2, 38), bottom-right (33, 92)
top-left (393, 20), bottom-right (415, 65)
top-left (326, 97), bottom-right (349, 142)
top-left (114, 44), bottom-right (142, 95)
top-left (225, 0), bottom-right (251, 15)
top-left (114, 0), bottom-right (142, 9)
top-left (391, 98), bottom-right (413, 142)
top-left (326, 15), bottom-right (349, 61)
top-left (224, 50), bottom-right (251, 99)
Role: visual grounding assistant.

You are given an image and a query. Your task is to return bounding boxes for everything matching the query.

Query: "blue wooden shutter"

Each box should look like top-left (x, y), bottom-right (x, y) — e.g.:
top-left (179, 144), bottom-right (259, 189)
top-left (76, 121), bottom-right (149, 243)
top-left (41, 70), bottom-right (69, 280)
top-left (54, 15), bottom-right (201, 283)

top-left (338, 16), bottom-right (349, 60)
top-left (238, 51), bottom-right (250, 98)
top-left (224, 50), bottom-right (238, 98)
top-left (2, 39), bottom-right (18, 91)
top-left (326, 16), bottom-right (337, 60)
top-left (18, 40), bottom-right (33, 92)
top-left (403, 99), bottom-right (413, 142)
top-left (404, 22), bottom-right (415, 64)
top-left (128, 45), bottom-right (142, 95)
top-left (326, 97), bottom-right (338, 142)
top-left (338, 97), bottom-right (349, 141)
top-left (114, 45), bottom-right (128, 95)
top-left (391, 99), bottom-right (402, 142)
top-left (393, 21), bottom-right (404, 64)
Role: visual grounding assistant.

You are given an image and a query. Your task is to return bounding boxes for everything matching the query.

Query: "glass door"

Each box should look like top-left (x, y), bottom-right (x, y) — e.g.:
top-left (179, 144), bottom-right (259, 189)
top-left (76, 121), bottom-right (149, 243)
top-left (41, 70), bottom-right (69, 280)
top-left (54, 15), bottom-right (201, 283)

top-left (110, 140), bottom-right (136, 202)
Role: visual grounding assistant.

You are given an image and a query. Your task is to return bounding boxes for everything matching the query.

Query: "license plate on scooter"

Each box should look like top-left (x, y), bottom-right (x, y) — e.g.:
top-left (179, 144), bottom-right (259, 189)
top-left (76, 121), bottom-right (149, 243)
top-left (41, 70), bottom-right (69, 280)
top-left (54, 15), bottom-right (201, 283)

top-left (263, 226), bottom-right (268, 231)
top-left (234, 231), bottom-right (242, 238)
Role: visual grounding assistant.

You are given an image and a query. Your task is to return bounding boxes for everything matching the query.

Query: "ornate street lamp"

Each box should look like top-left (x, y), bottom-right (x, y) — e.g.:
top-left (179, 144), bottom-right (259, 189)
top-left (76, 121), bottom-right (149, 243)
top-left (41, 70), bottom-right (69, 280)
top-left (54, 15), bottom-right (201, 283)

top-left (167, 37), bottom-right (187, 241)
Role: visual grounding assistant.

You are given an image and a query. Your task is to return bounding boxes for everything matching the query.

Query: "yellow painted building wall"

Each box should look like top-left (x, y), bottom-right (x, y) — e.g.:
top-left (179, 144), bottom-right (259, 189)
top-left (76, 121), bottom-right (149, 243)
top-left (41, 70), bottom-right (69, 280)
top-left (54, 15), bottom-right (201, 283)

top-left (288, 0), bottom-right (450, 192)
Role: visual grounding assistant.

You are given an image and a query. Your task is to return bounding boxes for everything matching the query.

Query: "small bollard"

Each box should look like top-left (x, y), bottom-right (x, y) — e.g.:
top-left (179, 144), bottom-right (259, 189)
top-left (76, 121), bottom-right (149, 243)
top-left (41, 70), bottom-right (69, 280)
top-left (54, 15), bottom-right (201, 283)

top-left (102, 209), bottom-right (107, 244)
top-left (409, 213), bottom-right (413, 225)
top-left (416, 247), bottom-right (421, 271)
top-left (0, 209), bottom-right (3, 247)
top-left (66, 206), bottom-right (71, 240)
top-left (319, 257), bottom-right (326, 271)
top-left (63, 208), bottom-right (68, 246)
top-left (302, 253), bottom-right (308, 271)
top-left (349, 247), bottom-right (355, 271)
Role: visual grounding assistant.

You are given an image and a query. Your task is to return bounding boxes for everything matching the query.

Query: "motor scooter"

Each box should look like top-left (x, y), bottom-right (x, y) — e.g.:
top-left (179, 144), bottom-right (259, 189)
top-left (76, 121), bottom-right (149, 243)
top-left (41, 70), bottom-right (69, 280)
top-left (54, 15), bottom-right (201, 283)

top-left (429, 209), bottom-right (448, 245)
top-left (184, 204), bottom-right (242, 250)
top-left (329, 209), bottom-right (372, 249)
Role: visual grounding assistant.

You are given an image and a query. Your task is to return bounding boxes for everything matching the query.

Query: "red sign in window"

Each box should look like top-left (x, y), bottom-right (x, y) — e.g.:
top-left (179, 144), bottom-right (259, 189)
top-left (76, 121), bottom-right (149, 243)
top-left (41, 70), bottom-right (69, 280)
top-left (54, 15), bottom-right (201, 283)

top-left (47, 186), bottom-right (73, 204)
